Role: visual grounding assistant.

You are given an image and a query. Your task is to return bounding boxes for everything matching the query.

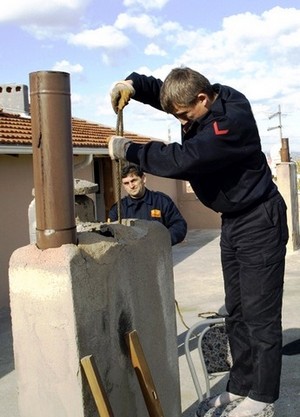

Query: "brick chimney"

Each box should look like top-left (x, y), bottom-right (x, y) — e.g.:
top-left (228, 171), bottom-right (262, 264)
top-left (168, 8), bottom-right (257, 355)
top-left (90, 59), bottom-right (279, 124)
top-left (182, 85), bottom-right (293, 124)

top-left (0, 84), bottom-right (30, 115)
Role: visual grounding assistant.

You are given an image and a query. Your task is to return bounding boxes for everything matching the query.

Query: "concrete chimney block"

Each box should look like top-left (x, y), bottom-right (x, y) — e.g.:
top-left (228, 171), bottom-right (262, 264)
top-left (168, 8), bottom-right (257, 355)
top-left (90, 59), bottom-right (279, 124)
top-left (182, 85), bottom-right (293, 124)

top-left (9, 220), bottom-right (181, 417)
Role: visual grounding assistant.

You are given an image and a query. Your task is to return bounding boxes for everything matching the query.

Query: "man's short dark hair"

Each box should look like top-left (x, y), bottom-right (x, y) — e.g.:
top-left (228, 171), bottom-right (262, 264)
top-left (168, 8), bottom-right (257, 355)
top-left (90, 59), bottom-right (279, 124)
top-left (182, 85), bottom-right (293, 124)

top-left (160, 66), bottom-right (214, 113)
top-left (121, 164), bottom-right (144, 178)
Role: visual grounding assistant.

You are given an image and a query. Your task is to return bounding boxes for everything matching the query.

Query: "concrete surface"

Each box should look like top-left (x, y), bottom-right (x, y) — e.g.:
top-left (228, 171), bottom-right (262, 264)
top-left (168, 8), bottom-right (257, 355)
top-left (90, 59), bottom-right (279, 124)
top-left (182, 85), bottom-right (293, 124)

top-left (1, 229), bottom-right (300, 416)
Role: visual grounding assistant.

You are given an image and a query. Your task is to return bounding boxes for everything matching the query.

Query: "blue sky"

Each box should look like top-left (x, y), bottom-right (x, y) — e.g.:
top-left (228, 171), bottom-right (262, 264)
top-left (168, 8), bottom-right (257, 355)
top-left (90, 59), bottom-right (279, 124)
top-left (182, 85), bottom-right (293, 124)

top-left (1, 0), bottom-right (300, 153)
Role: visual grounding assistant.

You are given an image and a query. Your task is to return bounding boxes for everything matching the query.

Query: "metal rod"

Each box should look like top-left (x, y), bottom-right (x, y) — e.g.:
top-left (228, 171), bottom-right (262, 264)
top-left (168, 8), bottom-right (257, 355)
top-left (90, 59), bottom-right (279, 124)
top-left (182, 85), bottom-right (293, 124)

top-left (115, 110), bottom-right (124, 223)
top-left (30, 71), bottom-right (77, 249)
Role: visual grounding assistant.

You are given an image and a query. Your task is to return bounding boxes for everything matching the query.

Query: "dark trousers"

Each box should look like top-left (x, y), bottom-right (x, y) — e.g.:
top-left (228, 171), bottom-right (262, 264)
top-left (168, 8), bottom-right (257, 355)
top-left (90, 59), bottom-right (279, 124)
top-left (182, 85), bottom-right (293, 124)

top-left (221, 193), bottom-right (288, 403)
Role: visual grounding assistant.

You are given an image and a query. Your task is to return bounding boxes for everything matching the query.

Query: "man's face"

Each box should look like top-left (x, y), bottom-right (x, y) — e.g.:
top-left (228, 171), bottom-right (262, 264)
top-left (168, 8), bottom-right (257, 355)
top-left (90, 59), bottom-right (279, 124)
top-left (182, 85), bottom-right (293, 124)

top-left (173, 92), bottom-right (214, 131)
top-left (122, 173), bottom-right (146, 199)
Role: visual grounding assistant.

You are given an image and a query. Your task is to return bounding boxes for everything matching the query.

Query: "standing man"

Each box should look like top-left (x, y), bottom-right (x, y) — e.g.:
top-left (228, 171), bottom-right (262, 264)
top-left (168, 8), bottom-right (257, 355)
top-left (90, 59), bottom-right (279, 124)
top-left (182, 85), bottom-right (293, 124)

top-left (108, 67), bottom-right (288, 417)
top-left (108, 164), bottom-right (187, 246)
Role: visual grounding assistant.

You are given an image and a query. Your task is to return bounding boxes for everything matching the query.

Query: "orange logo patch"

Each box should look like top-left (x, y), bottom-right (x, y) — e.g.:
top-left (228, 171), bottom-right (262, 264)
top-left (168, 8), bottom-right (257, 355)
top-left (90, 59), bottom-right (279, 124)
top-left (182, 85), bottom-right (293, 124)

top-left (151, 209), bottom-right (161, 218)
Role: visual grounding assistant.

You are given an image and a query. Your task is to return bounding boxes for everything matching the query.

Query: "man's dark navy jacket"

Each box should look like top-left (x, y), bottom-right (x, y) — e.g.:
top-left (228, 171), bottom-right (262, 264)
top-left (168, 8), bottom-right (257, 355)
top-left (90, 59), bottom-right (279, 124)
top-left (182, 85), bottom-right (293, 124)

top-left (108, 188), bottom-right (187, 245)
top-left (125, 72), bottom-right (278, 216)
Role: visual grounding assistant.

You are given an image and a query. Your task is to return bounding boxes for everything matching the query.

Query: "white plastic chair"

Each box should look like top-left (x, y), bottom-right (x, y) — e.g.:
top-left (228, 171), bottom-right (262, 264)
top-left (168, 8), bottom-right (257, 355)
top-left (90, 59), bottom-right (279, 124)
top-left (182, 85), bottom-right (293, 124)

top-left (184, 317), bottom-right (232, 402)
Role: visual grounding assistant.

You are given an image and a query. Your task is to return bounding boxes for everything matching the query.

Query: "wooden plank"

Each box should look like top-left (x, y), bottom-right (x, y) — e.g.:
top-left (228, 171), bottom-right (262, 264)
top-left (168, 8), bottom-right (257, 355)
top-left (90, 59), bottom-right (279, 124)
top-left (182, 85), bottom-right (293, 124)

top-left (81, 355), bottom-right (114, 417)
top-left (126, 330), bottom-right (165, 417)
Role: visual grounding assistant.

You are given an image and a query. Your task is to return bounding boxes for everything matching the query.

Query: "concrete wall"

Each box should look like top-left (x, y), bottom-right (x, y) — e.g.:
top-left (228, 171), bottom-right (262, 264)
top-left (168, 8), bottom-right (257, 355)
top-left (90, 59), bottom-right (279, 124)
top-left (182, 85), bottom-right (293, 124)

top-left (176, 181), bottom-right (221, 229)
top-left (0, 155), bottom-right (33, 308)
top-left (276, 162), bottom-right (300, 252)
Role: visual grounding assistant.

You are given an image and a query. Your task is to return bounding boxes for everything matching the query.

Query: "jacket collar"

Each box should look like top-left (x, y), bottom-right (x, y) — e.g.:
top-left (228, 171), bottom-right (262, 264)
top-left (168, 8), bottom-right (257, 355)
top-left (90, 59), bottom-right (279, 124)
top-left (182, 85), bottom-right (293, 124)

top-left (125, 188), bottom-right (152, 206)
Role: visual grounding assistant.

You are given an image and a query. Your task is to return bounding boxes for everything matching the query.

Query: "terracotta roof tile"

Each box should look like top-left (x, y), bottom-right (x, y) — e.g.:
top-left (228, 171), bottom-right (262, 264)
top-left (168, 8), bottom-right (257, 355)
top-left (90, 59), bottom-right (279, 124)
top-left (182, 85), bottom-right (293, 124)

top-left (0, 111), bottom-right (159, 150)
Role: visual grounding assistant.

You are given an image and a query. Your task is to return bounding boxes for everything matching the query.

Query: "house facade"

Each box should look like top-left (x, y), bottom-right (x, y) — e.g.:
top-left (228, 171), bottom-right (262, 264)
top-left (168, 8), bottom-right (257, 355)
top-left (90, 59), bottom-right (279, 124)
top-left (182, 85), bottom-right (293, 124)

top-left (0, 84), bottom-right (220, 308)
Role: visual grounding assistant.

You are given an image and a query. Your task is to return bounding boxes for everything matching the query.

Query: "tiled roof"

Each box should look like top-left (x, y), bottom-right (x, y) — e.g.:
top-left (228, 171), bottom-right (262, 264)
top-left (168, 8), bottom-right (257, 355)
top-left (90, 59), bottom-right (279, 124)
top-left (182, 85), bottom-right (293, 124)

top-left (0, 110), bottom-right (157, 150)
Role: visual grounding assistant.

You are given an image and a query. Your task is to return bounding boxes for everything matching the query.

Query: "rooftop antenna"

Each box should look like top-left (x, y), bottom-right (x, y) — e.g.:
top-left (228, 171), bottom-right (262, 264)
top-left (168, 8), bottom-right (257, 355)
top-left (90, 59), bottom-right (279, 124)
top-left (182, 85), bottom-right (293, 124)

top-left (267, 104), bottom-right (283, 141)
top-left (268, 104), bottom-right (290, 162)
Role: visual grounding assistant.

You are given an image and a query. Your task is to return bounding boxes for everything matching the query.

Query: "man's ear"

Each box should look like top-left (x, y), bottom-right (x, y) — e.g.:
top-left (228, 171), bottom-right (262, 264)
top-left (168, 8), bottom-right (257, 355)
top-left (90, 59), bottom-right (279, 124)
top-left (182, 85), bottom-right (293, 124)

top-left (142, 174), bottom-right (146, 185)
top-left (197, 92), bottom-right (207, 103)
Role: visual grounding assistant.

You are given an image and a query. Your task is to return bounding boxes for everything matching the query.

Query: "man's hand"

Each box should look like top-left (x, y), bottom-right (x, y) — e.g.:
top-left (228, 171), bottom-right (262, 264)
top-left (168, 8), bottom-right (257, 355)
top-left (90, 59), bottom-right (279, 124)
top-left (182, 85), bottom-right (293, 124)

top-left (108, 136), bottom-right (132, 160)
top-left (110, 81), bottom-right (135, 113)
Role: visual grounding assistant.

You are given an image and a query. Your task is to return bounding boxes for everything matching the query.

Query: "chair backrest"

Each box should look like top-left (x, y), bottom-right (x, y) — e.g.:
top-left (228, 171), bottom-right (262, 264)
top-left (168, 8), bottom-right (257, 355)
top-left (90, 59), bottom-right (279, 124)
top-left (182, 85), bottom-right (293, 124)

top-left (184, 317), bottom-right (232, 402)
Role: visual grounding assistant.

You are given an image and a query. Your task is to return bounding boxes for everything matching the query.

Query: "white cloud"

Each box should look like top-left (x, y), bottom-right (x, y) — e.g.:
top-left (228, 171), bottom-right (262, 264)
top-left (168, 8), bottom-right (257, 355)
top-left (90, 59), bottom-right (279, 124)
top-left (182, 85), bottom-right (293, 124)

top-left (52, 60), bottom-right (83, 74)
top-left (123, 0), bottom-right (170, 11)
top-left (144, 43), bottom-right (166, 56)
top-left (278, 30), bottom-right (300, 49)
top-left (0, 0), bottom-right (90, 24)
top-left (108, 6), bottom-right (300, 150)
top-left (0, 0), bottom-right (92, 40)
top-left (167, 7), bottom-right (300, 84)
top-left (68, 26), bottom-right (130, 49)
top-left (8, 2), bottom-right (299, 150)
top-left (220, 7), bottom-right (300, 55)
top-left (115, 13), bottom-right (161, 37)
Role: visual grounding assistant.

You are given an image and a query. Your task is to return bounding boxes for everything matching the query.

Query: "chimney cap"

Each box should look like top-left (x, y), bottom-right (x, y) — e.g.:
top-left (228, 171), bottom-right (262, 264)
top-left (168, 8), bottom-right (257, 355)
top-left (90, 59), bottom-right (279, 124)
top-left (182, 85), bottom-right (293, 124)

top-left (0, 83), bottom-right (29, 115)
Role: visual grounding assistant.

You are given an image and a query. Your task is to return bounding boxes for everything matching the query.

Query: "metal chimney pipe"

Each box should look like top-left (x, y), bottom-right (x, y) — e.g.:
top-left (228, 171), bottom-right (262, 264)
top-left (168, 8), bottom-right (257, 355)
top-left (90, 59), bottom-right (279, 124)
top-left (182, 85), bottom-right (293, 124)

top-left (30, 71), bottom-right (77, 249)
top-left (280, 137), bottom-right (290, 163)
